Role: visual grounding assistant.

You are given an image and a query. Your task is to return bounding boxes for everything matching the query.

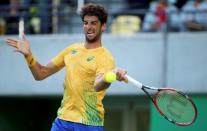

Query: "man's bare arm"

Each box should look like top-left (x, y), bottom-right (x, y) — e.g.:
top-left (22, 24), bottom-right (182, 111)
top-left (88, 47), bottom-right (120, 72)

top-left (94, 73), bottom-right (111, 92)
top-left (94, 68), bottom-right (127, 92)
top-left (5, 36), bottom-right (60, 81)
top-left (28, 60), bottom-right (60, 80)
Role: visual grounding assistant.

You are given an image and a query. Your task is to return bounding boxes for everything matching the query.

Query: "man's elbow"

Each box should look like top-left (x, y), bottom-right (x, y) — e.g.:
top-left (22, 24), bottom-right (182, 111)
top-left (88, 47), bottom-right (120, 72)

top-left (34, 76), bottom-right (45, 81)
top-left (95, 87), bottom-right (102, 92)
top-left (95, 88), bottom-right (104, 92)
top-left (95, 84), bottom-right (110, 92)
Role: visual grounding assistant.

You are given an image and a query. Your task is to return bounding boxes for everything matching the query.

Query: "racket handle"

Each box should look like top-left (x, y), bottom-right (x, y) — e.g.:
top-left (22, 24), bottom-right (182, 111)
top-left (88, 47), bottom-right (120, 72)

top-left (125, 75), bottom-right (143, 88)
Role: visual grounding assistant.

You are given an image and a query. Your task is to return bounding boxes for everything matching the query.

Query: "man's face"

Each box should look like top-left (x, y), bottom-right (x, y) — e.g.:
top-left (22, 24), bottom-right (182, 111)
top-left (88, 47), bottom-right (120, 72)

top-left (83, 15), bottom-right (105, 43)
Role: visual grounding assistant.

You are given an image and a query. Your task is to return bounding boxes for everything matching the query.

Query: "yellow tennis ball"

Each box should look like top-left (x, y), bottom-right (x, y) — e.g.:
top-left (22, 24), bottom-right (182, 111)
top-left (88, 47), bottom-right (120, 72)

top-left (104, 72), bottom-right (117, 83)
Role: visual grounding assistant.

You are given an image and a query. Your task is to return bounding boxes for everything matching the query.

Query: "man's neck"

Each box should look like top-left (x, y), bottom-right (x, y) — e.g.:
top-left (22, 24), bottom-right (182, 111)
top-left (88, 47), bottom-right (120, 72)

top-left (84, 41), bottom-right (102, 49)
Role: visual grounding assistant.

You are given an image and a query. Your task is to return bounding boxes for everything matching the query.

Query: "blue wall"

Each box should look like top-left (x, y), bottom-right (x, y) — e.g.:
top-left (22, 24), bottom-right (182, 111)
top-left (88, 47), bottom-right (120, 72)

top-left (0, 32), bottom-right (207, 96)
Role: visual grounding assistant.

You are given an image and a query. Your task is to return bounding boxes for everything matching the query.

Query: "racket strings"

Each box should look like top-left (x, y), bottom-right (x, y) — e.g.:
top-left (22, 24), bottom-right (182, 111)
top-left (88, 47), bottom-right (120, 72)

top-left (155, 90), bottom-right (196, 124)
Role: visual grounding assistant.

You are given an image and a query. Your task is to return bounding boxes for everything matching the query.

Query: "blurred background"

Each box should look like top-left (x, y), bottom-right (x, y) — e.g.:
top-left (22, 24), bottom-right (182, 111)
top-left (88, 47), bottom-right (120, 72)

top-left (0, 0), bottom-right (207, 131)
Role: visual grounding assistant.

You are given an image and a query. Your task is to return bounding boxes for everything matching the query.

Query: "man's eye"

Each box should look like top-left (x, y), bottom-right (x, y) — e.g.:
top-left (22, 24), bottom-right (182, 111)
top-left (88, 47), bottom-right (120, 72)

top-left (92, 22), bottom-right (97, 25)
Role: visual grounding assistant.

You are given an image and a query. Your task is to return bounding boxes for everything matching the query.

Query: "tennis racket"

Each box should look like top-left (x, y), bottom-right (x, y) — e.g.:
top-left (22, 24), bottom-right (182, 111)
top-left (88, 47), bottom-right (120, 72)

top-left (19, 18), bottom-right (24, 39)
top-left (125, 74), bottom-right (197, 126)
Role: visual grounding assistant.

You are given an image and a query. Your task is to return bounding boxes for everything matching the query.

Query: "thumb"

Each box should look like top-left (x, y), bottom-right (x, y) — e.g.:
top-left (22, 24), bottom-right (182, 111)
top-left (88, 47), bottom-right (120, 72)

top-left (13, 49), bottom-right (22, 54)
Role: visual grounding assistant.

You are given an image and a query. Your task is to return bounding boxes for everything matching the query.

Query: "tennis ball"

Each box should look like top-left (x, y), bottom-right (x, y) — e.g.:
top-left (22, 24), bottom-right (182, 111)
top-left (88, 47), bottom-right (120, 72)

top-left (104, 72), bottom-right (117, 83)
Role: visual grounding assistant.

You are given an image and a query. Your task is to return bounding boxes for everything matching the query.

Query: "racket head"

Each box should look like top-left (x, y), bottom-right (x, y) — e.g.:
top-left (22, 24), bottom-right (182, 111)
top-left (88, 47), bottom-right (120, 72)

top-left (153, 88), bottom-right (197, 126)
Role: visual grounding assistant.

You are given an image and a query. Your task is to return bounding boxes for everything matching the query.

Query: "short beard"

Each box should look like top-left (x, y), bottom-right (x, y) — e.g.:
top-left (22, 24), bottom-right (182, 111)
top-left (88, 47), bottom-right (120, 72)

top-left (85, 32), bottom-right (101, 43)
top-left (86, 36), bottom-right (97, 43)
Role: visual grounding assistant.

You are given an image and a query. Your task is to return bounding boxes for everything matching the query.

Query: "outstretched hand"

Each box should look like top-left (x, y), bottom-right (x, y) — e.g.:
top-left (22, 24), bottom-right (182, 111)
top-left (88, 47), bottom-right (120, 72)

top-left (5, 34), bottom-right (31, 57)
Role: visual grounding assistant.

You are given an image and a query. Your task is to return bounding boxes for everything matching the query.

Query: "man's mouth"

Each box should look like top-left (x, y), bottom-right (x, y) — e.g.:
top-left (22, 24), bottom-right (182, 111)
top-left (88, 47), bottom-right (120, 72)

top-left (87, 32), bottom-right (95, 37)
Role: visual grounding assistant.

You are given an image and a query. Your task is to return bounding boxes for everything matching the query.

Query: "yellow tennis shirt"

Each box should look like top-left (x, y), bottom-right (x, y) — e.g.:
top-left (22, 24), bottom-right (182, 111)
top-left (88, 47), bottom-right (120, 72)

top-left (51, 43), bottom-right (115, 126)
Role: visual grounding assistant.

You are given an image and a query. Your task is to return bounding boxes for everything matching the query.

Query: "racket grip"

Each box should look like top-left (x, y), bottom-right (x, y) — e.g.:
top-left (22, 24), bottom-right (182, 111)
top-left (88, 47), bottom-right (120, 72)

top-left (125, 75), bottom-right (143, 88)
top-left (123, 78), bottom-right (128, 83)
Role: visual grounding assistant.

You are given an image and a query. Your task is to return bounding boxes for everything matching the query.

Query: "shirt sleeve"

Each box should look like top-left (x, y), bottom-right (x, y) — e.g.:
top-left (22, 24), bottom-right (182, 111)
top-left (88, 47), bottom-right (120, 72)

top-left (96, 51), bottom-right (115, 76)
top-left (51, 47), bottom-right (70, 69)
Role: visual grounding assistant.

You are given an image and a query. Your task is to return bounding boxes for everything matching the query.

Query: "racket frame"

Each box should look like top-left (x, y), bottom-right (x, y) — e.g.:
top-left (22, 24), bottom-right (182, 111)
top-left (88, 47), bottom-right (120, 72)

top-left (153, 88), bottom-right (197, 126)
top-left (125, 75), bottom-right (197, 126)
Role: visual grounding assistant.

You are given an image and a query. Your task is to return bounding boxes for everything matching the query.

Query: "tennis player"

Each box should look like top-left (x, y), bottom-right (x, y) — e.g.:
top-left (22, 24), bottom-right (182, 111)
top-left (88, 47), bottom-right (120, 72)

top-left (6, 3), bottom-right (126, 131)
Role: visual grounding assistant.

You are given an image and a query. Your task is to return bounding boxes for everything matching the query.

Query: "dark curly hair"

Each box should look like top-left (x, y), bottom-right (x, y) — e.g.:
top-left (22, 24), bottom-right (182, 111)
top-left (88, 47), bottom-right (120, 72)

top-left (80, 3), bottom-right (108, 25)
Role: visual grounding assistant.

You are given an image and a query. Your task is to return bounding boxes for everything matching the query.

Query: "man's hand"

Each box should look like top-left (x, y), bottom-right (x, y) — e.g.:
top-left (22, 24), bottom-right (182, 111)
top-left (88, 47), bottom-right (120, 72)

top-left (5, 34), bottom-right (31, 57)
top-left (113, 68), bottom-right (127, 82)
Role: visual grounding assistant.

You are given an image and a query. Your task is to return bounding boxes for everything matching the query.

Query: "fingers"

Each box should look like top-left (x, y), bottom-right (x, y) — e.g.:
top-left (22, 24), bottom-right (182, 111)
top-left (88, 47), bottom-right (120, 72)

top-left (115, 68), bottom-right (127, 82)
top-left (13, 49), bottom-right (21, 53)
top-left (6, 38), bottom-right (18, 44)
top-left (6, 38), bottom-right (18, 42)
top-left (5, 38), bottom-right (25, 48)
top-left (5, 38), bottom-right (19, 48)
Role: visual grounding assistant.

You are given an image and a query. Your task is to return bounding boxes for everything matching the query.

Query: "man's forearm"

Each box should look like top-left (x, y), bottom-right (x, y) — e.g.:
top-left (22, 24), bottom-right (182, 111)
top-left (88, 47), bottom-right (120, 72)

top-left (94, 74), bottom-right (111, 92)
top-left (24, 54), bottom-right (58, 81)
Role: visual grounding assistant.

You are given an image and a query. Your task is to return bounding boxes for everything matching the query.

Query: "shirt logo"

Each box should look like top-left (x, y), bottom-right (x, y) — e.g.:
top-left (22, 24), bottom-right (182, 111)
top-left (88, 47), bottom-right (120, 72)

top-left (71, 49), bottom-right (77, 55)
top-left (86, 56), bottom-right (95, 62)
